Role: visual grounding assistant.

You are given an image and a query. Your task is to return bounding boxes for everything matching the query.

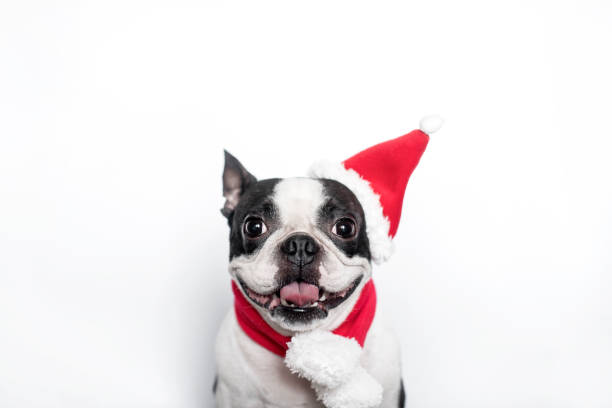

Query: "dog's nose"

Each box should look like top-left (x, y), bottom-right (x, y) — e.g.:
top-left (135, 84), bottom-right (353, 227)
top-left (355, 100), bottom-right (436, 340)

top-left (280, 234), bottom-right (319, 266)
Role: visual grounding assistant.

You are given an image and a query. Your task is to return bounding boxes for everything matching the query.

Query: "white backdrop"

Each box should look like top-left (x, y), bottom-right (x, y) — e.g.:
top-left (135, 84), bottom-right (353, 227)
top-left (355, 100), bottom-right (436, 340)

top-left (1, 1), bottom-right (611, 407)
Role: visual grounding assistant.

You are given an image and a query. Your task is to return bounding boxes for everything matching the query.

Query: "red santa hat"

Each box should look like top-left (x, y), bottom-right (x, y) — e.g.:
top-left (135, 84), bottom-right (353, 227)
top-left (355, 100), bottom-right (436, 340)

top-left (308, 115), bottom-right (443, 264)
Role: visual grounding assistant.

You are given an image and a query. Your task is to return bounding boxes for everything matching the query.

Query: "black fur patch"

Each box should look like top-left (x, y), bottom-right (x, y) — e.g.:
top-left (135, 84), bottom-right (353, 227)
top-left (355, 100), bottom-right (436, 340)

top-left (271, 304), bottom-right (328, 322)
top-left (399, 379), bottom-right (405, 408)
top-left (228, 178), bottom-right (281, 260)
top-left (317, 178), bottom-right (371, 261)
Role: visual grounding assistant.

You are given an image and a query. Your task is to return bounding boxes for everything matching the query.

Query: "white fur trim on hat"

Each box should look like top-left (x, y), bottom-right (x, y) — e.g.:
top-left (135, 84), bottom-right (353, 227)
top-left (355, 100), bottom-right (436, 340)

top-left (308, 160), bottom-right (394, 264)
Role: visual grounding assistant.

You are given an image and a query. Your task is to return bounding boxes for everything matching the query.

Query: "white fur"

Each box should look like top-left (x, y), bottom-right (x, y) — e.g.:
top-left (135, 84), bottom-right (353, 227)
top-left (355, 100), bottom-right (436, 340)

top-left (419, 114), bottom-right (443, 134)
top-left (274, 177), bottom-right (326, 229)
top-left (308, 161), bottom-right (394, 264)
top-left (285, 330), bottom-right (383, 408)
top-left (215, 307), bottom-right (402, 408)
top-left (229, 239), bottom-right (281, 295)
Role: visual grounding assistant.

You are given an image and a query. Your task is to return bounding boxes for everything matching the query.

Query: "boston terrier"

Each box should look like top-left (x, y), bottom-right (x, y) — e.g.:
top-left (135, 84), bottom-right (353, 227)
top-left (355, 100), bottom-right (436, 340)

top-left (213, 118), bottom-right (440, 407)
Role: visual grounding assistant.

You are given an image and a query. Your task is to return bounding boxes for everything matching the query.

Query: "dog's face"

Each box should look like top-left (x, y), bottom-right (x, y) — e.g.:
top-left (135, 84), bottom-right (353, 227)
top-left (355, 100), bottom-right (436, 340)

top-left (222, 151), bottom-right (372, 333)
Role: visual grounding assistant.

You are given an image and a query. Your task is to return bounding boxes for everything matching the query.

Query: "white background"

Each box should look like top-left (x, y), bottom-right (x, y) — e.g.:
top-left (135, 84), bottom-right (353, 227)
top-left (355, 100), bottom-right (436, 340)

top-left (1, 1), bottom-right (611, 407)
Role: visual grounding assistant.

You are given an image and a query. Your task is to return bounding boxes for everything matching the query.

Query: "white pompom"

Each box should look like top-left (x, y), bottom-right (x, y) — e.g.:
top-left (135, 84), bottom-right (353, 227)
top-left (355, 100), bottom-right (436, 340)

top-left (315, 367), bottom-right (383, 408)
top-left (419, 114), bottom-right (444, 134)
top-left (285, 330), bottom-right (383, 408)
top-left (285, 330), bottom-right (362, 388)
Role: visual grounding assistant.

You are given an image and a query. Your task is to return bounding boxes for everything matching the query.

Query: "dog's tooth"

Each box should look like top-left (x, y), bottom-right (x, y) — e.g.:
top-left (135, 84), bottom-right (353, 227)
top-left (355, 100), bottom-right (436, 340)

top-left (280, 298), bottom-right (290, 307)
top-left (268, 295), bottom-right (280, 310)
top-left (319, 293), bottom-right (327, 302)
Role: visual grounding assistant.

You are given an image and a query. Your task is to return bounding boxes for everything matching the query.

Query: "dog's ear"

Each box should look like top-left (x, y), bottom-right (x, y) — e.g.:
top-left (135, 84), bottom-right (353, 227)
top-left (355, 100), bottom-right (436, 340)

top-left (221, 150), bottom-right (257, 219)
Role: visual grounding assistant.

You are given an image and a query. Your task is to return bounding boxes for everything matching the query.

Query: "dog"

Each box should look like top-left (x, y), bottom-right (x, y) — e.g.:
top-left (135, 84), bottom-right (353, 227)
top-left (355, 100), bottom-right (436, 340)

top-left (213, 118), bottom-right (439, 407)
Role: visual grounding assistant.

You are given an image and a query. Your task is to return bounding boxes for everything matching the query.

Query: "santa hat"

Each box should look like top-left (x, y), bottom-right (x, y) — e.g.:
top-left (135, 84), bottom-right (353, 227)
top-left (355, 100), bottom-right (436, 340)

top-left (308, 115), bottom-right (443, 264)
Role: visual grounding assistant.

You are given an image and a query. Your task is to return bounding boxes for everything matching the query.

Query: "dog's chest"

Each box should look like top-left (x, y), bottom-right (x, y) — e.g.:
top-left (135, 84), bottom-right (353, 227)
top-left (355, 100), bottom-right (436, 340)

top-left (214, 310), bottom-right (402, 408)
top-left (215, 312), bottom-right (322, 407)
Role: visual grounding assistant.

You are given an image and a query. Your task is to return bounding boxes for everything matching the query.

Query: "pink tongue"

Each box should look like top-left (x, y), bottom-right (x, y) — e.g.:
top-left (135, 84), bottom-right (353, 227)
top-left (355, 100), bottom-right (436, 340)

top-left (279, 282), bottom-right (320, 307)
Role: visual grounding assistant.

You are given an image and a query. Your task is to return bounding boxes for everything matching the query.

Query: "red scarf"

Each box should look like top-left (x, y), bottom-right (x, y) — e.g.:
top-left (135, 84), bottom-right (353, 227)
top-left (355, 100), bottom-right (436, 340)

top-left (232, 279), bottom-right (377, 357)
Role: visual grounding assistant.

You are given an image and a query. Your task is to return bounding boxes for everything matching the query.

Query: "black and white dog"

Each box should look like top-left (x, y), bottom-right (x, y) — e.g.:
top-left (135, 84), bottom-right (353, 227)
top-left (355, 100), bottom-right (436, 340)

top-left (213, 118), bottom-right (439, 408)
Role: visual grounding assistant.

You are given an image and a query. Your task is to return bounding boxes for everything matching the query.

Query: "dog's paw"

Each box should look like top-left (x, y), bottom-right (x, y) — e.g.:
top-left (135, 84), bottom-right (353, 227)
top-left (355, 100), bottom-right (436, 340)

top-left (314, 367), bottom-right (383, 408)
top-left (284, 330), bottom-right (362, 388)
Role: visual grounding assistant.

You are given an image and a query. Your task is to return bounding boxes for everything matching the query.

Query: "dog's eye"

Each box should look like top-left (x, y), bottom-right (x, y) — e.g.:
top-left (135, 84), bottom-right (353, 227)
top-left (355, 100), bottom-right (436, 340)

top-left (244, 218), bottom-right (268, 238)
top-left (332, 218), bottom-right (356, 239)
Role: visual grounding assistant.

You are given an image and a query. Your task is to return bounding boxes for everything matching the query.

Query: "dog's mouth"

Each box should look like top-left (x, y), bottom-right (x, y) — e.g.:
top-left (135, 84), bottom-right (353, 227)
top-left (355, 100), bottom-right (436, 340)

top-left (238, 275), bottom-right (363, 317)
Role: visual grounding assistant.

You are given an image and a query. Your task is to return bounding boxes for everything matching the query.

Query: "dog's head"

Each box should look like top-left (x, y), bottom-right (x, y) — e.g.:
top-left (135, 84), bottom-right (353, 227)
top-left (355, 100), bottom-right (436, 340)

top-left (221, 151), bottom-right (372, 333)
